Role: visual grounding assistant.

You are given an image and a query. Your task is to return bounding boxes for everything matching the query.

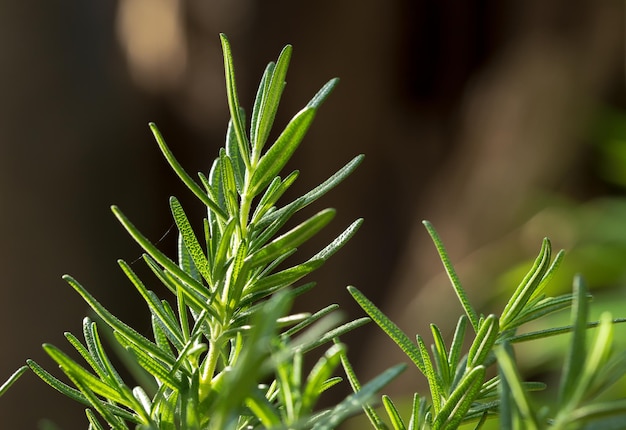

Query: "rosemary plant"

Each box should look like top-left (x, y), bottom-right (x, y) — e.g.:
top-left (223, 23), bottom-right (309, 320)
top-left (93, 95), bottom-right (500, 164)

top-left (346, 222), bottom-right (626, 429)
top-left (3, 33), bottom-right (626, 430)
top-left (0, 34), bottom-right (403, 429)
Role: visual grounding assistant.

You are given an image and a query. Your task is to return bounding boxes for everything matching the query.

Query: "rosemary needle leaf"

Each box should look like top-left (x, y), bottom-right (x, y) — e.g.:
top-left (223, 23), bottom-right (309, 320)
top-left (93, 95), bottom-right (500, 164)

top-left (252, 43), bottom-right (292, 157)
top-left (257, 154), bottom-right (364, 230)
top-left (150, 123), bottom-right (227, 220)
top-left (249, 107), bottom-right (316, 196)
top-left (423, 220), bottom-right (479, 332)
top-left (348, 286), bottom-right (425, 373)
top-left (219, 33), bottom-right (250, 171)
top-left (63, 275), bottom-right (174, 367)
top-left (248, 209), bottom-right (335, 268)
top-left (249, 62), bottom-right (273, 155)
top-left (0, 366), bottom-right (28, 398)
top-left (170, 196), bottom-right (212, 286)
top-left (558, 274), bottom-right (590, 405)
top-left (382, 395), bottom-right (407, 430)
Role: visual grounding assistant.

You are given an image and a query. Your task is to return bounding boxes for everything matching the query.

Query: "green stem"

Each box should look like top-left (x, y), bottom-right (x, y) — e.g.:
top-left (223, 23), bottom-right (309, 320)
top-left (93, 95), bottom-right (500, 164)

top-left (199, 337), bottom-right (223, 402)
top-left (239, 191), bottom-right (253, 240)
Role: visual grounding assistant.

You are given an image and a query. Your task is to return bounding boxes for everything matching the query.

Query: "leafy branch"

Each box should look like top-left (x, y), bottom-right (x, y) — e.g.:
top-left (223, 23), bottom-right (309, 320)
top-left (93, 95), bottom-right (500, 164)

top-left (347, 222), bottom-right (626, 429)
top-left (6, 34), bottom-right (402, 429)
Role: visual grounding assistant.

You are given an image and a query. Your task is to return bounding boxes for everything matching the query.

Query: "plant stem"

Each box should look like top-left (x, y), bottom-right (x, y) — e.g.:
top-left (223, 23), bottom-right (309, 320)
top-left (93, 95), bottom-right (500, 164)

top-left (199, 336), bottom-right (223, 402)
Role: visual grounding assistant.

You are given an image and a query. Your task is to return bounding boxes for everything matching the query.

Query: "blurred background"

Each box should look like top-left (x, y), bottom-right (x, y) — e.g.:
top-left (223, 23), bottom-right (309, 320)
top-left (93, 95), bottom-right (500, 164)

top-left (1, 1), bottom-right (626, 427)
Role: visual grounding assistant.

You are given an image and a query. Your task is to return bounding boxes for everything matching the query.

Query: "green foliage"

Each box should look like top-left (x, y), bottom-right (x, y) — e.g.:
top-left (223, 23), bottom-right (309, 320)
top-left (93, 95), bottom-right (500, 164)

top-left (3, 34), bottom-right (404, 429)
top-left (496, 277), bottom-right (626, 429)
top-left (3, 33), bottom-right (626, 430)
top-left (347, 222), bottom-right (626, 429)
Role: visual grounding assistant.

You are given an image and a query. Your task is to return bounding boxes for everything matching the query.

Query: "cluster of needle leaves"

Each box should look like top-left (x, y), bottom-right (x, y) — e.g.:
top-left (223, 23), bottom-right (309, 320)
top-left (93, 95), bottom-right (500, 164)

top-left (346, 223), bottom-right (626, 429)
top-left (0, 34), bottom-right (403, 429)
top-left (3, 33), bottom-right (626, 430)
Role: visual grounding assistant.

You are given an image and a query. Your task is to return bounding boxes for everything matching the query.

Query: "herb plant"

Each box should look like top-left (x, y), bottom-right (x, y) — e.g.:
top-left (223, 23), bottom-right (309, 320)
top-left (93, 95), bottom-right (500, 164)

top-left (0, 34), bottom-right (403, 429)
top-left (345, 223), bottom-right (626, 429)
top-left (3, 33), bottom-right (626, 430)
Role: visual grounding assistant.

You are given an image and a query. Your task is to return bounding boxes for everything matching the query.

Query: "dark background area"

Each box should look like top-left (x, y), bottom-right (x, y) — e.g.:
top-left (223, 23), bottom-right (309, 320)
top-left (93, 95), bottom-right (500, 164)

top-left (1, 1), bottom-right (625, 427)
